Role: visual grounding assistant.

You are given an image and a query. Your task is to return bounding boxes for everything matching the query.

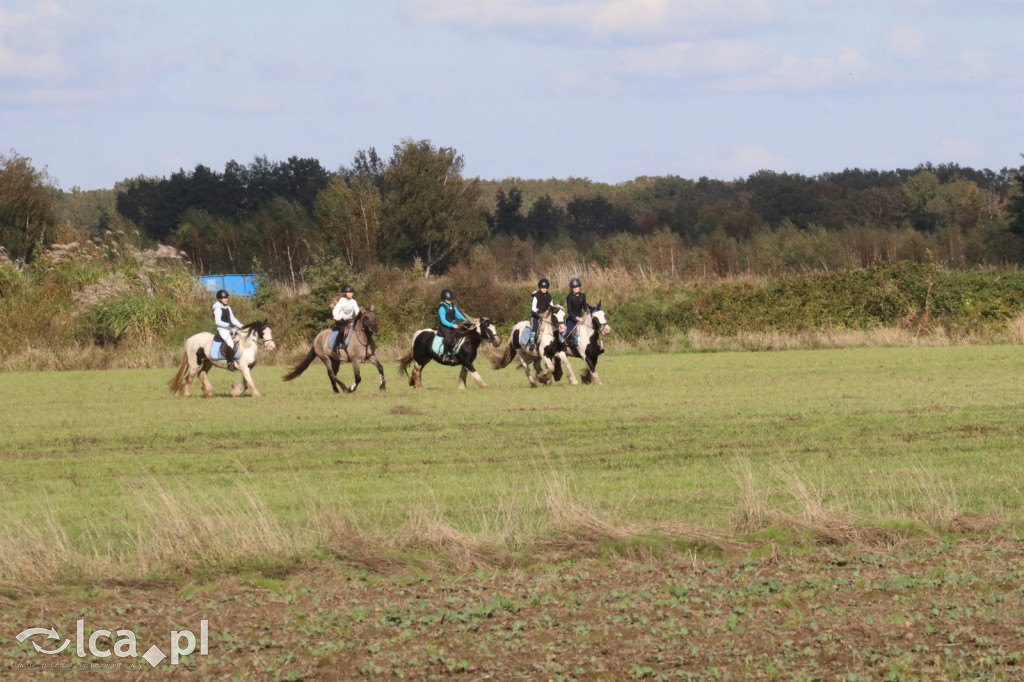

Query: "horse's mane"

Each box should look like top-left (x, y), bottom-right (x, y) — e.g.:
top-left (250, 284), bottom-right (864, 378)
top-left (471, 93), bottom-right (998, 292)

top-left (239, 319), bottom-right (268, 333)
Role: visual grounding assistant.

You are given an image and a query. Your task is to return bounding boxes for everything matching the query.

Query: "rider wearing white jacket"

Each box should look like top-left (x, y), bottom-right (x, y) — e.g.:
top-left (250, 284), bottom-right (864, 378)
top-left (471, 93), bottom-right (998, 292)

top-left (213, 289), bottom-right (243, 370)
top-left (331, 285), bottom-right (360, 352)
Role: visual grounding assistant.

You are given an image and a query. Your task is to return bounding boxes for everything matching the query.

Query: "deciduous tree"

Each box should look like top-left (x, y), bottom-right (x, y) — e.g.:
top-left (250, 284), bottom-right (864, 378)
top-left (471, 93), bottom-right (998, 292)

top-left (379, 139), bottom-right (488, 276)
top-left (0, 150), bottom-right (57, 262)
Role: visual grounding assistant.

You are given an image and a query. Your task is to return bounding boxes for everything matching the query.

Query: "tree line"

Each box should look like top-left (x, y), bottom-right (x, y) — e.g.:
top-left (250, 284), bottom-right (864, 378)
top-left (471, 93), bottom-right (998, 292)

top-left (2, 144), bottom-right (1024, 281)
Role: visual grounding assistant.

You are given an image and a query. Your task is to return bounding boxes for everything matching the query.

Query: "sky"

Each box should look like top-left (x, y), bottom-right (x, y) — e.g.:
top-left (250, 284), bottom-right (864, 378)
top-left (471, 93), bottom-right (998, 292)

top-left (1, 0), bottom-right (1022, 191)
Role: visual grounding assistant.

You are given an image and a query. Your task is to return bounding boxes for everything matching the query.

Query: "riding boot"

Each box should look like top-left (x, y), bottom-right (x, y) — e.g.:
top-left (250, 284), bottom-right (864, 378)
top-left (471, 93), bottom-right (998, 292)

top-left (528, 333), bottom-right (537, 352)
top-left (227, 349), bottom-right (237, 372)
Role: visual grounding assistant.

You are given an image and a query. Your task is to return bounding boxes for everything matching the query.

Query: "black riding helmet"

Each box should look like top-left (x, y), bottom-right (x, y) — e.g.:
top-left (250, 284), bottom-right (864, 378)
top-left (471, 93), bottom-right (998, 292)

top-left (216, 289), bottom-right (229, 299)
top-left (341, 284), bottom-right (354, 293)
top-left (537, 278), bottom-right (550, 289)
top-left (441, 289), bottom-right (454, 301)
top-left (569, 278), bottom-right (582, 288)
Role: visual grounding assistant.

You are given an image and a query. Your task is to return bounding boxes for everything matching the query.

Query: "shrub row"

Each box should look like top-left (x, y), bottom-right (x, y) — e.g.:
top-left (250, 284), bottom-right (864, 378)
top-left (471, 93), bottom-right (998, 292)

top-left (5, 252), bottom-right (1024, 369)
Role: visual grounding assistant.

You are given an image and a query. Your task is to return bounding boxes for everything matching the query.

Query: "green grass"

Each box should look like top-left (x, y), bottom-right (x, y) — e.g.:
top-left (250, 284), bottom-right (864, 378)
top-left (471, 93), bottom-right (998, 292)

top-left (2, 345), bottom-right (1023, 583)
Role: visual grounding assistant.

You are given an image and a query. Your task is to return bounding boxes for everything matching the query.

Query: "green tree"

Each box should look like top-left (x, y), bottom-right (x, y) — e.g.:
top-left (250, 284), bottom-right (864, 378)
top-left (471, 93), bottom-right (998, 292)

top-left (379, 139), bottom-right (488, 276)
top-left (1006, 166), bottom-right (1024, 239)
top-left (314, 175), bottom-right (380, 268)
top-left (491, 186), bottom-right (525, 237)
top-left (0, 150), bottom-right (57, 262)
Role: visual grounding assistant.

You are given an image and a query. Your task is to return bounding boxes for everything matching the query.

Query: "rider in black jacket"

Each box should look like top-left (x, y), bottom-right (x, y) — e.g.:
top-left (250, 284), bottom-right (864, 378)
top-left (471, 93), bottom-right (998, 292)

top-left (564, 277), bottom-right (591, 346)
top-left (528, 278), bottom-right (553, 351)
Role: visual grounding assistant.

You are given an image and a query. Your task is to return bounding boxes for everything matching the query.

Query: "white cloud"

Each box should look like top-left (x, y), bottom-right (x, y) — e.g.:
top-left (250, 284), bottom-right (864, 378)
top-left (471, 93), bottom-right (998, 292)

top-left (884, 26), bottom-right (929, 60)
top-left (618, 40), bottom-right (771, 79)
top-left (0, 1), bottom-right (69, 78)
top-left (616, 41), bottom-right (869, 92)
top-left (401, 0), bottom-right (790, 41)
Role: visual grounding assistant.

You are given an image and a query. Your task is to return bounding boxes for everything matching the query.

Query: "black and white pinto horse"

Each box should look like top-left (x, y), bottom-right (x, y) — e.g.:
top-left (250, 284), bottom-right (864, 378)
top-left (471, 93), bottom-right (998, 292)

top-left (557, 302), bottom-right (611, 385)
top-left (398, 317), bottom-right (501, 389)
top-left (169, 320), bottom-right (277, 397)
top-left (490, 305), bottom-right (570, 387)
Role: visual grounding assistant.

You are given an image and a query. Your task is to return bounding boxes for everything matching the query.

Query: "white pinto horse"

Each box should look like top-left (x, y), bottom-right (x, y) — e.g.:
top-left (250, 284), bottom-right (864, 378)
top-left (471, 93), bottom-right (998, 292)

top-left (557, 302), bottom-right (611, 385)
top-left (490, 305), bottom-right (570, 387)
top-left (169, 320), bottom-right (276, 397)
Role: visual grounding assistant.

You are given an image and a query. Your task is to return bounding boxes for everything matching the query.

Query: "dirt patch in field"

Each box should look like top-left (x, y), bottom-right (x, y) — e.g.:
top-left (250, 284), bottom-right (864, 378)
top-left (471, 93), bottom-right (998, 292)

top-left (4, 536), bottom-right (1024, 679)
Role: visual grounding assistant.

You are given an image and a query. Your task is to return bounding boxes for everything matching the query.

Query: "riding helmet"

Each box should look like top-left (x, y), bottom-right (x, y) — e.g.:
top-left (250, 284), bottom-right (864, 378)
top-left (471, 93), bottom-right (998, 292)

top-left (215, 289), bottom-right (229, 299)
top-left (569, 278), bottom-right (582, 288)
top-left (341, 284), bottom-right (354, 293)
top-left (441, 289), bottom-right (454, 301)
top-left (538, 278), bottom-right (550, 289)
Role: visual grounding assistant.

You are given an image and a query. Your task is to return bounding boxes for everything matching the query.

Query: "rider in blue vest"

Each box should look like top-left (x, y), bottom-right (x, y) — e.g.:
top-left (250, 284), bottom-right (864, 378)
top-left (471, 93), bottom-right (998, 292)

top-left (213, 289), bottom-right (243, 371)
top-left (564, 277), bottom-right (592, 347)
top-left (438, 289), bottom-right (466, 356)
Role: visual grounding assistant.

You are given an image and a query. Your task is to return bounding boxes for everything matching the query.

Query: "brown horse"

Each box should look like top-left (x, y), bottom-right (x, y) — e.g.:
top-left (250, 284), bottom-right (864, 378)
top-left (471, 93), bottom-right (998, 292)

top-left (282, 307), bottom-right (385, 393)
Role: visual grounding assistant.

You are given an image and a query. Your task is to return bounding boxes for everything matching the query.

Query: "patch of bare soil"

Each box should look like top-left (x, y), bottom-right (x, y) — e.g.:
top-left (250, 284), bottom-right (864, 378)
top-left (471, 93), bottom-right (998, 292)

top-left (4, 535), bottom-right (1024, 679)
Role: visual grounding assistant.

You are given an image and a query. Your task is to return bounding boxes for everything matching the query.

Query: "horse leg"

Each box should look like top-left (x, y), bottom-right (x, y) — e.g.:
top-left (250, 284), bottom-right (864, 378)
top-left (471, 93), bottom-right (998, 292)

top-left (323, 356), bottom-right (341, 393)
top-left (239, 363), bottom-right (261, 397)
top-left (347, 360), bottom-right (361, 393)
top-left (411, 363), bottom-right (424, 389)
top-left (467, 364), bottom-right (487, 388)
top-left (516, 352), bottom-right (538, 388)
top-left (458, 366), bottom-right (468, 390)
top-left (199, 362), bottom-right (215, 398)
top-left (369, 354), bottom-right (386, 391)
top-left (557, 352), bottom-right (579, 385)
top-left (584, 352), bottom-right (602, 386)
top-left (534, 357), bottom-right (553, 385)
top-left (183, 360), bottom-right (197, 397)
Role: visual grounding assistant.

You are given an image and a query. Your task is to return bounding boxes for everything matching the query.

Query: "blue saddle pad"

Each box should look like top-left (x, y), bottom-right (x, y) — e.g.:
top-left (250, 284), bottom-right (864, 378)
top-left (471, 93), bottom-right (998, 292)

top-left (519, 326), bottom-right (532, 346)
top-left (210, 339), bottom-right (227, 360)
top-left (327, 329), bottom-right (339, 349)
top-left (431, 334), bottom-right (446, 355)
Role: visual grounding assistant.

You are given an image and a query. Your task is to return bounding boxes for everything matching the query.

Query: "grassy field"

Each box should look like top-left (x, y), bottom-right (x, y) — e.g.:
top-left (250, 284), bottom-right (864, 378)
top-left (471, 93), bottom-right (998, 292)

top-left (4, 346), bottom-right (1024, 679)
top-left (2, 345), bottom-right (1023, 583)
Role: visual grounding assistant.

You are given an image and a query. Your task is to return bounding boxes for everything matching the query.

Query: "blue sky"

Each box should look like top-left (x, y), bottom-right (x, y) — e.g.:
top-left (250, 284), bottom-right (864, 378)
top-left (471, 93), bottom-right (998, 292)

top-left (2, 0), bottom-right (1021, 190)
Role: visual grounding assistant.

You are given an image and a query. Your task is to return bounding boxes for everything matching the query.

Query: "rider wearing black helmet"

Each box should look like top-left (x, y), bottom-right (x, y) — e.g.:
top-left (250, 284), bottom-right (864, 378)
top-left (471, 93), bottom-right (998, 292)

top-left (213, 289), bottom-right (243, 371)
top-left (331, 284), bottom-right (359, 353)
top-left (438, 289), bottom-right (466, 356)
top-left (565, 277), bottom-right (592, 346)
top-left (528, 278), bottom-right (553, 352)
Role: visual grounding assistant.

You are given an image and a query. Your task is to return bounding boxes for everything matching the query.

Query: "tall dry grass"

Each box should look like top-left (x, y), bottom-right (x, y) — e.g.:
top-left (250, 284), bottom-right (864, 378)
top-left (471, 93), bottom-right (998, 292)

top-left (0, 466), bottom-right (986, 588)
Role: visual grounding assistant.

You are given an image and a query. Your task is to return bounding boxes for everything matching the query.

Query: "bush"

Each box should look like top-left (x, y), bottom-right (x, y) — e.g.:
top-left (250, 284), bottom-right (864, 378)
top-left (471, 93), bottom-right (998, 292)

top-left (87, 294), bottom-right (185, 345)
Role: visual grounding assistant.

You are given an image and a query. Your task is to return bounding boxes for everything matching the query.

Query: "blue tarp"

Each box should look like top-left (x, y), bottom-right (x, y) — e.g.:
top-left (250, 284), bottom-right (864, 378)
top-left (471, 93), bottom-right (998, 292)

top-left (199, 274), bottom-right (261, 297)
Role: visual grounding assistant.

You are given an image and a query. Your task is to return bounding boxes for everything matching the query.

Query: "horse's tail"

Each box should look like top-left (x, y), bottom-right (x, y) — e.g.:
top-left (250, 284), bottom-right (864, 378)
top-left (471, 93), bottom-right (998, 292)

top-left (398, 349), bottom-right (414, 377)
top-left (490, 339), bottom-right (515, 370)
top-left (282, 346), bottom-right (317, 381)
top-left (168, 352), bottom-right (189, 394)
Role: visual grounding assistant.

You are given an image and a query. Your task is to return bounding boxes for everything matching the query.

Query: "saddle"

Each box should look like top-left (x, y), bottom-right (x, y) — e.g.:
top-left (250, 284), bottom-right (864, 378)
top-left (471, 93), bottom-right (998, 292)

top-left (432, 332), bottom-right (465, 360)
top-left (328, 325), bottom-right (353, 351)
top-left (210, 337), bottom-right (235, 361)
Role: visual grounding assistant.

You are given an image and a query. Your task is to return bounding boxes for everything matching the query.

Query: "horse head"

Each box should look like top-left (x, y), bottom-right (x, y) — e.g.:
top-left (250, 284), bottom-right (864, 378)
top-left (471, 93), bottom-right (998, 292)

top-left (591, 302), bottom-right (611, 335)
top-left (549, 304), bottom-right (567, 326)
top-left (361, 306), bottom-right (379, 335)
top-left (478, 318), bottom-right (501, 347)
top-left (243, 319), bottom-right (277, 351)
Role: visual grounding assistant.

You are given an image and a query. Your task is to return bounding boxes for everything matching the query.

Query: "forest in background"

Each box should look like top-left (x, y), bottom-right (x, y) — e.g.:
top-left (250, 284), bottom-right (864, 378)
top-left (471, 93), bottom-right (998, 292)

top-left (3, 142), bottom-right (1024, 282)
top-left (2, 143), bottom-right (1024, 370)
